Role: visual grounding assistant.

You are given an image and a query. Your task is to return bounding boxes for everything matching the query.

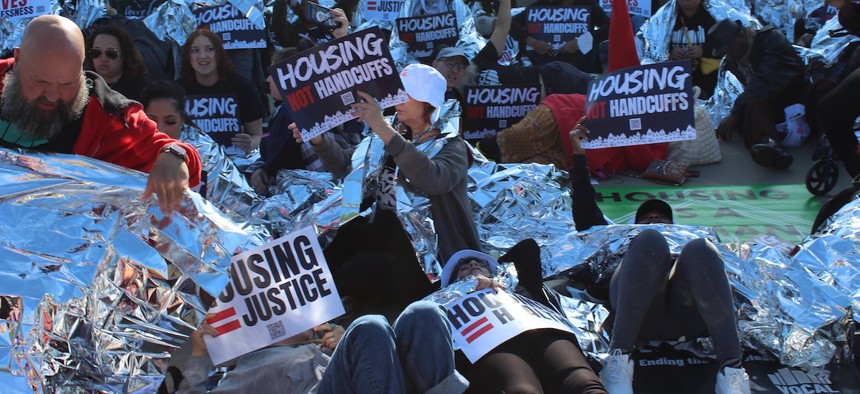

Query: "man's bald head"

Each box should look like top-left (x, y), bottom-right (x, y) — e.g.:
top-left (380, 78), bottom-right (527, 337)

top-left (18, 15), bottom-right (85, 67)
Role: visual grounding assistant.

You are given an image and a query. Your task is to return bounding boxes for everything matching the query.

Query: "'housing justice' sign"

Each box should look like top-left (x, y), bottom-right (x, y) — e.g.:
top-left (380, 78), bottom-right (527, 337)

top-left (582, 61), bottom-right (695, 149)
top-left (203, 227), bottom-right (344, 365)
top-left (269, 27), bottom-right (408, 142)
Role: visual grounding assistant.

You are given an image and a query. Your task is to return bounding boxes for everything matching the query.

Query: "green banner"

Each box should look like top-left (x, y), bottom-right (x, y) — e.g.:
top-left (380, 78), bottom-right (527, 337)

top-left (593, 184), bottom-right (822, 248)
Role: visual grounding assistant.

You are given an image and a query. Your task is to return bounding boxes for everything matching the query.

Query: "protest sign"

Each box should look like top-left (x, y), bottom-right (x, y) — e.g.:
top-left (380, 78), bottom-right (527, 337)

top-left (396, 12), bottom-right (458, 59)
top-left (185, 93), bottom-right (247, 157)
top-left (462, 85), bottom-right (541, 141)
top-left (116, 0), bottom-right (165, 18)
top-left (525, 6), bottom-right (591, 59)
top-left (0, 0), bottom-right (50, 20)
top-left (582, 61), bottom-right (695, 149)
top-left (445, 289), bottom-right (574, 363)
top-left (269, 27), bottom-right (408, 142)
top-left (195, 3), bottom-right (267, 50)
top-left (204, 227), bottom-right (344, 365)
top-left (599, 0), bottom-right (652, 18)
top-left (364, 0), bottom-right (406, 22)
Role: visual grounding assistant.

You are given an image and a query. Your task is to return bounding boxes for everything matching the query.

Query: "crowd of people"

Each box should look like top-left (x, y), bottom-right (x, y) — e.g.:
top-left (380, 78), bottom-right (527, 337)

top-left (1, 0), bottom-right (859, 392)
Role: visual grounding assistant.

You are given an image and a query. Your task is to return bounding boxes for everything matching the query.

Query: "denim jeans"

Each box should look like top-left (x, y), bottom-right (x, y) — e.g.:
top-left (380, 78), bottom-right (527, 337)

top-left (317, 301), bottom-right (468, 394)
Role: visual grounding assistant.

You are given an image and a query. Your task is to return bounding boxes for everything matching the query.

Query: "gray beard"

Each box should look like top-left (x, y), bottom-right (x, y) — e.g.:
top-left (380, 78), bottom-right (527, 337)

top-left (1, 69), bottom-right (89, 142)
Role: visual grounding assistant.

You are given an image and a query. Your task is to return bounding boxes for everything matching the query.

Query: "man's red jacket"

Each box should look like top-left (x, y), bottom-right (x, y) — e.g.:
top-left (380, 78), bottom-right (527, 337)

top-left (0, 58), bottom-right (202, 187)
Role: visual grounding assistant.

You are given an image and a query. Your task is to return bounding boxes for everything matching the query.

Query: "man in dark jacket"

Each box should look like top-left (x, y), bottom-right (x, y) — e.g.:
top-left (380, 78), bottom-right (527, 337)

top-left (710, 19), bottom-right (809, 169)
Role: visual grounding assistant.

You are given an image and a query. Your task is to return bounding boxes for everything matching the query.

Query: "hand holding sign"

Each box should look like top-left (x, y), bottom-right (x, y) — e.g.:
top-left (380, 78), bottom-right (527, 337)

top-left (560, 38), bottom-right (579, 54)
top-left (473, 275), bottom-right (506, 293)
top-left (568, 116), bottom-right (589, 155)
top-left (350, 91), bottom-right (386, 130)
top-left (290, 122), bottom-right (322, 145)
top-left (526, 37), bottom-right (552, 55)
top-left (313, 323), bottom-right (345, 351)
top-left (191, 313), bottom-right (221, 357)
top-left (329, 7), bottom-right (350, 38)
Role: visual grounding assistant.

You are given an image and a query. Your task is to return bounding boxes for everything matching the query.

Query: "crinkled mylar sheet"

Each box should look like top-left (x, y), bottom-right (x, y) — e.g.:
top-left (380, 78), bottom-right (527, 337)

top-left (0, 148), bottom-right (263, 392)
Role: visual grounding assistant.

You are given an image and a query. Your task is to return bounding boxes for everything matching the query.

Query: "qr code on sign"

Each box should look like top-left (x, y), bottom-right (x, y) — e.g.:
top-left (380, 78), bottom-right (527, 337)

top-left (341, 91), bottom-right (355, 105)
top-left (499, 120), bottom-right (507, 128)
top-left (223, 32), bottom-right (232, 41)
top-left (629, 118), bottom-right (642, 131)
top-left (267, 321), bottom-right (287, 340)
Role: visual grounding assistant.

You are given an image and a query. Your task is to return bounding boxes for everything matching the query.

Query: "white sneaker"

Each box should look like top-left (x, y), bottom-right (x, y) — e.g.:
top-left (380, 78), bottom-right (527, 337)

top-left (715, 366), bottom-right (751, 394)
top-left (601, 349), bottom-right (634, 394)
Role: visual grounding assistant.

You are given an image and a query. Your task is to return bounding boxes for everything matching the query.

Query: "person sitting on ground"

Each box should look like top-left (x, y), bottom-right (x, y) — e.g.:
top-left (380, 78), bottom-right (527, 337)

top-left (0, 15), bottom-right (201, 216)
top-left (667, 0), bottom-right (720, 98)
top-left (709, 18), bottom-right (809, 170)
top-left (511, 0), bottom-right (609, 74)
top-left (566, 120), bottom-right (751, 394)
top-left (175, 300), bottom-right (468, 393)
top-left (477, 93), bottom-right (587, 169)
top-left (443, 0), bottom-right (595, 102)
top-left (84, 23), bottom-right (153, 102)
top-left (440, 246), bottom-right (607, 394)
top-left (292, 64), bottom-right (480, 314)
top-left (179, 29), bottom-right (263, 159)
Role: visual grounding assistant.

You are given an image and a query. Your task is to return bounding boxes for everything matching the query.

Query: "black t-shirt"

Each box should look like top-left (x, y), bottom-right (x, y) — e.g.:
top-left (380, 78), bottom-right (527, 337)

top-left (108, 73), bottom-right (152, 103)
top-left (669, 6), bottom-right (716, 58)
top-left (182, 73), bottom-right (263, 155)
top-left (472, 41), bottom-right (541, 86)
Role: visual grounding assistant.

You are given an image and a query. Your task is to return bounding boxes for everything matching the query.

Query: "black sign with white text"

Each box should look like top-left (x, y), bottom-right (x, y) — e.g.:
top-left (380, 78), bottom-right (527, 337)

top-left (195, 3), bottom-right (267, 50)
top-left (525, 5), bottom-right (590, 61)
top-left (396, 12), bottom-right (458, 59)
top-left (582, 61), bottom-right (695, 149)
top-left (462, 85), bottom-right (541, 140)
top-left (268, 27), bottom-right (407, 142)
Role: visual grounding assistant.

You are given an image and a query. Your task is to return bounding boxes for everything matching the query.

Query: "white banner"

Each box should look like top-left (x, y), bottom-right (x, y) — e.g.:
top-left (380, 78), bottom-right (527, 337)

top-left (0, 0), bottom-right (51, 21)
top-left (203, 227), bottom-right (344, 365)
top-left (600, 0), bottom-right (652, 18)
top-left (445, 289), bottom-right (575, 363)
top-left (363, 0), bottom-right (405, 22)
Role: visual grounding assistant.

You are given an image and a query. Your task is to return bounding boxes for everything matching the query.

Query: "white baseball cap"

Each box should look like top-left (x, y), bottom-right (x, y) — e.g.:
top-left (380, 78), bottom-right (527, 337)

top-left (440, 249), bottom-right (499, 287)
top-left (399, 63), bottom-right (447, 122)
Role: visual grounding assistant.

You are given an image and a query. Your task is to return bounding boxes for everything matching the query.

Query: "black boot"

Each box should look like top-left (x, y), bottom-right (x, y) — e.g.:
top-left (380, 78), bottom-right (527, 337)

top-left (750, 138), bottom-right (793, 169)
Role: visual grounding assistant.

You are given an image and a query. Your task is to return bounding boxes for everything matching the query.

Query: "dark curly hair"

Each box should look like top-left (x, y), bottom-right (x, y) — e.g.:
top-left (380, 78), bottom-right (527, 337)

top-left (141, 80), bottom-right (195, 127)
top-left (84, 23), bottom-right (147, 79)
top-left (180, 29), bottom-right (235, 85)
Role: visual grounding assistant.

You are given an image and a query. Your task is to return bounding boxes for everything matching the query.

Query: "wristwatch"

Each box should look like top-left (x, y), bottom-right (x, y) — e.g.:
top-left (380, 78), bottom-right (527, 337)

top-left (160, 143), bottom-right (187, 162)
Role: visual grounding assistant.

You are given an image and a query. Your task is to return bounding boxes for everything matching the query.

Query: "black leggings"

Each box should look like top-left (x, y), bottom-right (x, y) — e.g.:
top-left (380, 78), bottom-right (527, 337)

top-left (819, 68), bottom-right (860, 179)
top-left (608, 229), bottom-right (742, 363)
top-left (458, 329), bottom-right (607, 394)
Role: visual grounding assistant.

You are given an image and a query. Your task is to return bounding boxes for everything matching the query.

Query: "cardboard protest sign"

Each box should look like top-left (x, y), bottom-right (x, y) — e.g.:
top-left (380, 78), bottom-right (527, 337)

top-left (185, 93), bottom-right (247, 157)
top-left (203, 227), bottom-right (344, 365)
top-left (364, 0), bottom-right (406, 22)
top-left (396, 12), bottom-right (458, 59)
top-left (599, 0), bottom-right (651, 18)
top-left (582, 61), bottom-right (695, 149)
top-left (195, 3), bottom-right (267, 50)
top-left (269, 27), bottom-right (408, 142)
top-left (462, 85), bottom-right (541, 141)
top-left (445, 289), bottom-right (575, 363)
top-left (0, 0), bottom-right (50, 20)
top-left (525, 6), bottom-right (591, 58)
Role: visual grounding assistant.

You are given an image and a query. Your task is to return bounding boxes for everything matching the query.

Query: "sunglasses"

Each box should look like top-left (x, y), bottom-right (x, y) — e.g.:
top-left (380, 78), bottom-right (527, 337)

top-left (90, 48), bottom-right (119, 60)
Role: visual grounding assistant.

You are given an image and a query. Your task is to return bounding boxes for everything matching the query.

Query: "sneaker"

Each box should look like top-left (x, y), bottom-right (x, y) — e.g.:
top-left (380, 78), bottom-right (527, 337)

top-left (715, 366), bottom-right (751, 394)
top-left (601, 349), bottom-right (634, 394)
top-left (750, 138), bottom-right (793, 169)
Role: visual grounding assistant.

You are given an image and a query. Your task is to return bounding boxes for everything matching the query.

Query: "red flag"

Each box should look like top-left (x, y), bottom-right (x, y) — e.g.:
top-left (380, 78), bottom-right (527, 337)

top-left (607, 0), bottom-right (640, 72)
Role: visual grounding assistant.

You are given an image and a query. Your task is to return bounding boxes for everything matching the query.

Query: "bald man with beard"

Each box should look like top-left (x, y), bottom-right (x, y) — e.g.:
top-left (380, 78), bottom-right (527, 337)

top-left (0, 15), bottom-right (201, 214)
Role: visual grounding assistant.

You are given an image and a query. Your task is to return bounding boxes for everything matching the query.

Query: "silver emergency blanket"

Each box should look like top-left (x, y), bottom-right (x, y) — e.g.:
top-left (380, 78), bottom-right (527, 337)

top-left (637, 0), bottom-right (760, 64)
top-left (0, 148), bottom-right (262, 392)
top-left (750, 0), bottom-right (805, 40)
top-left (144, 0), bottom-right (198, 46)
top-left (225, 0), bottom-right (267, 30)
top-left (64, 0), bottom-right (106, 31)
top-left (178, 125), bottom-right (267, 238)
top-left (702, 68), bottom-right (744, 131)
top-left (796, 16), bottom-right (860, 69)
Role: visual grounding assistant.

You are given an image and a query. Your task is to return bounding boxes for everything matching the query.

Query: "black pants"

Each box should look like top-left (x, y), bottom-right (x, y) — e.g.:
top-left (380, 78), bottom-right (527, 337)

top-left (324, 210), bottom-right (433, 318)
top-left (458, 329), bottom-right (607, 394)
top-left (608, 229), bottom-right (742, 363)
top-left (819, 68), bottom-right (860, 178)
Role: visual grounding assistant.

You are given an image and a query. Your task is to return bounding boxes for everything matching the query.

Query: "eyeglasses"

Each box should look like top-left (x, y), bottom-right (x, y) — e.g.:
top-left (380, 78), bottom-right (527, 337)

top-left (443, 60), bottom-right (468, 72)
top-left (90, 48), bottom-right (119, 60)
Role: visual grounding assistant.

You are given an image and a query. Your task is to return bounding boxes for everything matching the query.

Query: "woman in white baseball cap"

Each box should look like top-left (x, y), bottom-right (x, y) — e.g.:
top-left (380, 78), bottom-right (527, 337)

top-left (291, 63), bottom-right (480, 313)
